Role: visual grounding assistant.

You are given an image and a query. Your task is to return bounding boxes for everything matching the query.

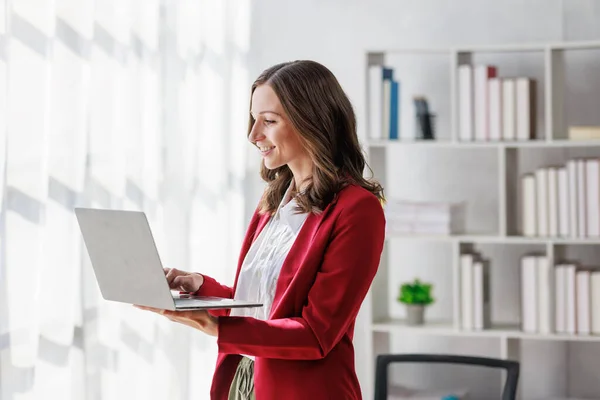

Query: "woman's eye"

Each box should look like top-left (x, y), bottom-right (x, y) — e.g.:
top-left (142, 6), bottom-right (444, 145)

top-left (264, 120), bottom-right (275, 125)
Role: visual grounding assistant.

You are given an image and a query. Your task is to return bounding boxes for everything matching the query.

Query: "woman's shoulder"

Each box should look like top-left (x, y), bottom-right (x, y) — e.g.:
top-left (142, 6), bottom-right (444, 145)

top-left (327, 183), bottom-right (386, 231)
top-left (334, 183), bottom-right (383, 210)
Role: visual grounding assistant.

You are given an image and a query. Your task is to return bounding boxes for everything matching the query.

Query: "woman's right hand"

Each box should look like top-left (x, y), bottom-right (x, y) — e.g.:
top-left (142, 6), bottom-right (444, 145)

top-left (163, 268), bottom-right (204, 293)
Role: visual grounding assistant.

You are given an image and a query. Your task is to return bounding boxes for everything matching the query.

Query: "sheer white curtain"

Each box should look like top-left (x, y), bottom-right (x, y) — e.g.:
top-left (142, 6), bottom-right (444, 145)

top-left (0, 0), bottom-right (252, 399)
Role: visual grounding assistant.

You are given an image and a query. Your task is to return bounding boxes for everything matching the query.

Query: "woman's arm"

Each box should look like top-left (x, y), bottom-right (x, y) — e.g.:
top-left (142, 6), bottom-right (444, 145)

top-left (193, 274), bottom-right (234, 317)
top-left (216, 194), bottom-right (385, 360)
top-left (194, 274), bottom-right (234, 299)
top-left (192, 206), bottom-right (265, 316)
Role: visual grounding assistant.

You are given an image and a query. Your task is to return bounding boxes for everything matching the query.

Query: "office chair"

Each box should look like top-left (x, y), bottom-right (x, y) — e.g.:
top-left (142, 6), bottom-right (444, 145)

top-left (374, 354), bottom-right (519, 400)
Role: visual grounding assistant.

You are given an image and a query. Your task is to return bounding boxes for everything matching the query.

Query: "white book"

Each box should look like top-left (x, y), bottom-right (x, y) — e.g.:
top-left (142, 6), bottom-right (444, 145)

top-left (576, 270), bottom-right (591, 335)
top-left (591, 271), bottom-right (600, 335)
top-left (537, 256), bottom-right (553, 334)
top-left (558, 167), bottom-right (570, 237)
top-left (488, 78), bottom-right (502, 141)
top-left (368, 66), bottom-right (384, 140)
top-left (577, 159), bottom-right (587, 237)
top-left (555, 266), bottom-right (567, 333)
top-left (521, 255), bottom-right (538, 333)
top-left (473, 259), bottom-right (491, 330)
top-left (567, 160), bottom-right (579, 237)
top-left (565, 264), bottom-right (577, 334)
top-left (460, 253), bottom-right (474, 330)
top-left (516, 78), bottom-right (535, 140)
top-left (535, 168), bottom-right (549, 237)
top-left (474, 65), bottom-right (496, 141)
top-left (502, 79), bottom-right (516, 140)
top-left (458, 65), bottom-right (473, 141)
top-left (547, 168), bottom-right (559, 237)
top-left (522, 174), bottom-right (537, 237)
top-left (585, 159), bottom-right (600, 237)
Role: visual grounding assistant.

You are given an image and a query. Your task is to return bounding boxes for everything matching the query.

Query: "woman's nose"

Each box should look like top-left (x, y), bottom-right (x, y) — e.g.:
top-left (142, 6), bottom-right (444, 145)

top-left (248, 122), bottom-right (264, 144)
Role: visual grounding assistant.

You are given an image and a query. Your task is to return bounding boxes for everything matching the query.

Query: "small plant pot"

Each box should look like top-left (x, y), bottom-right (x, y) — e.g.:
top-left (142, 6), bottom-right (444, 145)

top-left (405, 304), bottom-right (426, 326)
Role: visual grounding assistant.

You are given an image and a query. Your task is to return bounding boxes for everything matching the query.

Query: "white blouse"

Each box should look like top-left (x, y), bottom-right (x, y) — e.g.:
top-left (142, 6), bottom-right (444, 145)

top-left (230, 185), bottom-right (308, 329)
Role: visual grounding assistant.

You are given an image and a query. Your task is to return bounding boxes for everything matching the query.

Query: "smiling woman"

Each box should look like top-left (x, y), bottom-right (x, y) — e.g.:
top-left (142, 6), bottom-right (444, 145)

top-left (139, 60), bottom-right (386, 400)
top-left (248, 60), bottom-right (385, 216)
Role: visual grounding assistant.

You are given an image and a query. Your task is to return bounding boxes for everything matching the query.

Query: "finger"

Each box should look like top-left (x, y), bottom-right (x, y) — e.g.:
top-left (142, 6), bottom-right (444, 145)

top-left (165, 268), bottom-right (179, 286)
top-left (134, 305), bottom-right (165, 314)
top-left (173, 275), bottom-right (193, 292)
top-left (163, 267), bottom-right (170, 275)
top-left (172, 276), bottom-right (183, 290)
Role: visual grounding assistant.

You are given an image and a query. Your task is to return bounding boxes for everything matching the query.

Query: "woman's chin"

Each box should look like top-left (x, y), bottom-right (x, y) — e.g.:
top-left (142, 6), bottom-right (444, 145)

top-left (264, 160), bottom-right (283, 170)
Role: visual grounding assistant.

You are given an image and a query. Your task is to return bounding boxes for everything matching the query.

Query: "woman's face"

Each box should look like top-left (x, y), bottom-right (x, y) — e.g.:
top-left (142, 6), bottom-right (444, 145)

top-left (248, 84), bottom-right (311, 173)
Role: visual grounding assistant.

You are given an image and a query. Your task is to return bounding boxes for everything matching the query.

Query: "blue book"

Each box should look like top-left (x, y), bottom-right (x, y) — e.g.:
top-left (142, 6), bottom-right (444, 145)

top-left (389, 80), bottom-right (400, 140)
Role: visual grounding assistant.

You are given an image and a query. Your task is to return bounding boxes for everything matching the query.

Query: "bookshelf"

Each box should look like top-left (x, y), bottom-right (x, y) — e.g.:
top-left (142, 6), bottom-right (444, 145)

top-left (363, 40), bottom-right (600, 400)
top-left (368, 139), bottom-right (600, 149)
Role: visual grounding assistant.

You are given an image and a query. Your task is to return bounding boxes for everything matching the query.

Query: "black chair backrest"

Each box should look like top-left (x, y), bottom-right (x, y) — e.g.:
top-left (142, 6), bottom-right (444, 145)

top-left (374, 354), bottom-right (519, 400)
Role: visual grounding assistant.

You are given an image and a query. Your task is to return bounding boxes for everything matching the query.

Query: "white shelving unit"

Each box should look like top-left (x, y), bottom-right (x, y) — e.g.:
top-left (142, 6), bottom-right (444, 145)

top-left (362, 40), bottom-right (600, 399)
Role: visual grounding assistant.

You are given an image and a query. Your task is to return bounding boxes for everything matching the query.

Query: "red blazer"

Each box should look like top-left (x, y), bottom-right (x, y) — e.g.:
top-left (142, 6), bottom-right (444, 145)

top-left (196, 184), bottom-right (385, 400)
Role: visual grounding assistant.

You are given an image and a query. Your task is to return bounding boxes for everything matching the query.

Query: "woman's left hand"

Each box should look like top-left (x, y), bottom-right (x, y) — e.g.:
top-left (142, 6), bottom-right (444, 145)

top-left (134, 305), bottom-right (219, 337)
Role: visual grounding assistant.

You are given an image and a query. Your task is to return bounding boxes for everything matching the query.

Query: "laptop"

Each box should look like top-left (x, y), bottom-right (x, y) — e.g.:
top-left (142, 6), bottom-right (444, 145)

top-left (74, 207), bottom-right (262, 311)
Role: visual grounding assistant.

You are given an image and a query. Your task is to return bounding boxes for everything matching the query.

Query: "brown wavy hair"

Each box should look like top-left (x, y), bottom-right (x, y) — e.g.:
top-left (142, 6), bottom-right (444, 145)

top-left (249, 60), bottom-right (384, 215)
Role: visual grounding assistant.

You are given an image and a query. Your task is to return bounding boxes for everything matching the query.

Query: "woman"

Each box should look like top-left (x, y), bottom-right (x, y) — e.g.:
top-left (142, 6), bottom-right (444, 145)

top-left (137, 60), bottom-right (386, 400)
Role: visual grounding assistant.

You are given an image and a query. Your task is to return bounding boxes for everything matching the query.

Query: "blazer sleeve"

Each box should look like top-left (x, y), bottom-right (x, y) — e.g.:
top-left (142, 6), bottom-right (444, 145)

top-left (217, 194), bottom-right (385, 360)
top-left (195, 274), bottom-right (233, 298)
top-left (193, 274), bottom-right (234, 317)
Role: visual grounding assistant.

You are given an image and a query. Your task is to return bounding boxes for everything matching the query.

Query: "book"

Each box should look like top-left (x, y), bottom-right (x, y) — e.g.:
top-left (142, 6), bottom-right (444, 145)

top-left (568, 126), bottom-right (600, 140)
top-left (368, 66), bottom-right (393, 140)
top-left (585, 159), bottom-right (600, 237)
top-left (555, 265), bottom-right (567, 333)
top-left (591, 271), bottom-right (600, 335)
top-left (565, 264), bottom-right (577, 334)
top-left (389, 80), bottom-right (400, 140)
top-left (567, 160), bottom-right (579, 237)
top-left (547, 168), bottom-right (559, 236)
top-left (557, 167), bottom-right (570, 237)
top-left (537, 256), bottom-right (553, 334)
top-left (576, 269), bottom-right (591, 335)
top-left (458, 65), bottom-right (473, 141)
top-left (521, 255), bottom-right (538, 333)
top-left (474, 65), bottom-right (497, 141)
top-left (502, 79), bottom-right (516, 140)
top-left (577, 159), bottom-right (587, 237)
top-left (515, 78), bottom-right (536, 140)
top-left (473, 258), bottom-right (491, 330)
top-left (460, 253), bottom-right (475, 330)
top-left (535, 168), bottom-right (549, 236)
top-left (488, 78), bottom-right (502, 141)
top-left (522, 174), bottom-right (537, 236)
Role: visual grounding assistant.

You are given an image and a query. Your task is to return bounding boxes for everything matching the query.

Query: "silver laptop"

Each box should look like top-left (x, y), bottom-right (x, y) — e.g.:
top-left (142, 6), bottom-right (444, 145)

top-left (74, 207), bottom-right (262, 311)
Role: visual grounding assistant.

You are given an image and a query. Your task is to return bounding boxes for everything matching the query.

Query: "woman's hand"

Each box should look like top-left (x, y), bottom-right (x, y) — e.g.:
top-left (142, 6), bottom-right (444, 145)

top-left (164, 268), bottom-right (204, 292)
top-left (134, 305), bottom-right (219, 337)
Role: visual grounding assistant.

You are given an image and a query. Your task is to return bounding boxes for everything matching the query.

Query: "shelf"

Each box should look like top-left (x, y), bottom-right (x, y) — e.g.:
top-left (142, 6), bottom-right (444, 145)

top-left (372, 319), bottom-right (457, 335)
top-left (552, 40), bottom-right (600, 51)
top-left (542, 398), bottom-right (595, 400)
top-left (367, 139), bottom-right (600, 149)
top-left (385, 233), bottom-right (600, 245)
top-left (364, 40), bottom-right (600, 398)
top-left (369, 40), bottom-right (600, 55)
top-left (372, 319), bottom-right (600, 342)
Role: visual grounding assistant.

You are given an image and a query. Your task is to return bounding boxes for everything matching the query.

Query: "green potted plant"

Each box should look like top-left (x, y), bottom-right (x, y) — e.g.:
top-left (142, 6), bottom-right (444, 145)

top-left (397, 278), bottom-right (434, 325)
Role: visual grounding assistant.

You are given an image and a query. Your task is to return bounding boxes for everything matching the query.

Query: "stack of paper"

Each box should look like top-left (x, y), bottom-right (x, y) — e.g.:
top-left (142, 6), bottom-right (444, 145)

top-left (385, 200), bottom-right (466, 235)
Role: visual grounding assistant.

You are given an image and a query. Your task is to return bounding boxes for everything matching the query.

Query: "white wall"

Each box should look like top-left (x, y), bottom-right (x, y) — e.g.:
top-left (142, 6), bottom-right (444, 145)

top-left (247, 0), bottom-right (600, 398)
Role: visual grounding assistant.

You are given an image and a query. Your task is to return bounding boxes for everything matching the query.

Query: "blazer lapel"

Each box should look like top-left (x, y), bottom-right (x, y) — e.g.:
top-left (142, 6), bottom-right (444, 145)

top-left (232, 211), bottom-right (271, 296)
top-left (254, 213), bottom-right (271, 242)
top-left (269, 199), bottom-right (337, 317)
